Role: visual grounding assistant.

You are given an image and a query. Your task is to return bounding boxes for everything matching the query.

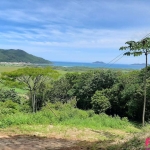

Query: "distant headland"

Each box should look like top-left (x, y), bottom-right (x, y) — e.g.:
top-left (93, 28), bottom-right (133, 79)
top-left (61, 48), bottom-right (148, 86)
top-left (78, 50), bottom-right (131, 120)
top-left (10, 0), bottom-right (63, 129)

top-left (131, 63), bottom-right (147, 65)
top-left (0, 49), bottom-right (51, 64)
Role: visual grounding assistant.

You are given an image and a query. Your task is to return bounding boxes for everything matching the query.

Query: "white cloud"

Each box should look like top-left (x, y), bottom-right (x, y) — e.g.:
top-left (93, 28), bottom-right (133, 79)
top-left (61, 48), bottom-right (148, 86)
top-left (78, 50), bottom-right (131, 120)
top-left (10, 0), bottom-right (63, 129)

top-left (1, 0), bottom-right (150, 63)
top-left (1, 26), bottom-right (150, 50)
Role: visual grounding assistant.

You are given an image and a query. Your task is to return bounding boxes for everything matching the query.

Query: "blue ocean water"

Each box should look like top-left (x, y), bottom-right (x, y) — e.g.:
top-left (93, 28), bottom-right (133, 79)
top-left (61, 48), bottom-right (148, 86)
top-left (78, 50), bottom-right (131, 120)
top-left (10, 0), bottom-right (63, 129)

top-left (51, 61), bottom-right (146, 70)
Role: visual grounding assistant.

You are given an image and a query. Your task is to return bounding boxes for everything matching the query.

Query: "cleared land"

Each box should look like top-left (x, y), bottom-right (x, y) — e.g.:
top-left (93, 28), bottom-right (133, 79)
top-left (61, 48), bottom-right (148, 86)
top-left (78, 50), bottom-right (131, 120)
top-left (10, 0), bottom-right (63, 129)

top-left (0, 125), bottom-right (149, 150)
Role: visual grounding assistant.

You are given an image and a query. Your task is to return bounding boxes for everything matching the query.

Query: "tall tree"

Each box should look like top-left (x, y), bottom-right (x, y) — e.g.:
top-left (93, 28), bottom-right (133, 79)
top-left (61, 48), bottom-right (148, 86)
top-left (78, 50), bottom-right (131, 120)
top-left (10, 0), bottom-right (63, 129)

top-left (120, 37), bottom-right (150, 126)
top-left (1, 67), bottom-right (59, 112)
top-left (91, 90), bottom-right (111, 114)
top-left (72, 70), bottom-right (118, 110)
top-left (48, 72), bottom-right (79, 103)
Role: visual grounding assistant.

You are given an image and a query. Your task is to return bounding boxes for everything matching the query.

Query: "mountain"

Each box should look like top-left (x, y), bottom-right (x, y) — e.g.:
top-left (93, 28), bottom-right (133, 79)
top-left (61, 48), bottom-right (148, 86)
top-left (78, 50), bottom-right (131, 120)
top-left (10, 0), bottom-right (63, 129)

top-left (0, 49), bottom-right (51, 63)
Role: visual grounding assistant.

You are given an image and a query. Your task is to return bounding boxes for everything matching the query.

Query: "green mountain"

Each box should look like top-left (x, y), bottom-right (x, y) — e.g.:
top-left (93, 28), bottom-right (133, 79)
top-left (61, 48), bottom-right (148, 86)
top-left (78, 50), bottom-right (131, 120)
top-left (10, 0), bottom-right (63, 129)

top-left (0, 49), bottom-right (51, 63)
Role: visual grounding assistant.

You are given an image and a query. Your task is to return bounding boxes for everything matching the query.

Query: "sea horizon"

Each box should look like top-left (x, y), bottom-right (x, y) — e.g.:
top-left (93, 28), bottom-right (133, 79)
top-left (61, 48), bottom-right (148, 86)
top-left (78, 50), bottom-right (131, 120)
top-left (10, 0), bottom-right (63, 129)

top-left (51, 61), bottom-right (146, 70)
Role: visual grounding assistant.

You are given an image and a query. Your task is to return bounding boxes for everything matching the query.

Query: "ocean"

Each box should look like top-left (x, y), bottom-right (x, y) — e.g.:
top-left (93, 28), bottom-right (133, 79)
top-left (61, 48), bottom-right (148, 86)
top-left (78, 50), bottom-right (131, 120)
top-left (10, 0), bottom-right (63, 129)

top-left (51, 61), bottom-right (146, 70)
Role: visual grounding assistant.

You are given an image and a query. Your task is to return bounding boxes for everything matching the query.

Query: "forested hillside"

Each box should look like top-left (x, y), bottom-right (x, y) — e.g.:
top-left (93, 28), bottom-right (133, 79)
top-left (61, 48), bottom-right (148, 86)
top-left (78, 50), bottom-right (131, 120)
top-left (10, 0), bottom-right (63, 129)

top-left (0, 49), bottom-right (50, 63)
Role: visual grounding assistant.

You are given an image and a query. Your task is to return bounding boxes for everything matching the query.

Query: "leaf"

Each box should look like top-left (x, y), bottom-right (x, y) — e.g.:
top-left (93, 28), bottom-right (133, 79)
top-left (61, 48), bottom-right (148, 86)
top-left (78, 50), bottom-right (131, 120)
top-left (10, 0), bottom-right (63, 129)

top-left (133, 52), bottom-right (143, 56)
top-left (119, 47), bottom-right (125, 50)
top-left (124, 52), bottom-right (131, 56)
top-left (125, 41), bottom-right (136, 47)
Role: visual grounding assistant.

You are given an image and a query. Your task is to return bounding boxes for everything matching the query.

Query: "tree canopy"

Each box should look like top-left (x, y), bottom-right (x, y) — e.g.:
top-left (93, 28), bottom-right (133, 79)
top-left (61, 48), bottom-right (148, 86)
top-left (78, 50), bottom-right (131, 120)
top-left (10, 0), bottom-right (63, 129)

top-left (1, 67), bottom-right (59, 112)
top-left (119, 36), bottom-right (150, 126)
top-left (119, 37), bottom-right (150, 56)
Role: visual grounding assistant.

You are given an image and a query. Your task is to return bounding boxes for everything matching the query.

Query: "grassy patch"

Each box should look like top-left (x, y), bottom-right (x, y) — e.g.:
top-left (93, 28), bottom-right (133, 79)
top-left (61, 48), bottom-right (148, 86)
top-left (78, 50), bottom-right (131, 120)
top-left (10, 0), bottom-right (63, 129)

top-left (0, 124), bottom-right (149, 149)
top-left (0, 65), bottom-right (23, 73)
top-left (0, 103), bottom-right (139, 133)
top-left (0, 102), bottom-right (148, 150)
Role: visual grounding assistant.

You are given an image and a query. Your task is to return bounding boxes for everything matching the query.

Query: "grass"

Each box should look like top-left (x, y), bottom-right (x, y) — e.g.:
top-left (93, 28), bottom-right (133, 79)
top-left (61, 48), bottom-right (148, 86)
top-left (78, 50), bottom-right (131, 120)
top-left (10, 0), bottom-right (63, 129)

top-left (0, 65), bottom-right (23, 73)
top-left (0, 123), bottom-right (149, 149)
top-left (0, 103), bottom-right (139, 133)
top-left (0, 124), bottom-right (128, 141)
top-left (0, 83), bottom-right (27, 95)
top-left (0, 100), bottom-right (148, 150)
top-left (0, 106), bottom-right (138, 149)
top-left (14, 88), bottom-right (28, 94)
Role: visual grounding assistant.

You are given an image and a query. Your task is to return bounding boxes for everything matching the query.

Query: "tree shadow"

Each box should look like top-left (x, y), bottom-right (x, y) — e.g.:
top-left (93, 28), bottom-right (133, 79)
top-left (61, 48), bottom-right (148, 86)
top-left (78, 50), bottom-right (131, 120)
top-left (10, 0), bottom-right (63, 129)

top-left (0, 132), bottom-right (147, 150)
top-left (87, 135), bottom-right (146, 150)
top-left (106, 136), bottom-right (145, 150)
top-left (0, 134), bottom-right (82, 150)
top-left (91, 129), bottom-right (119, 139)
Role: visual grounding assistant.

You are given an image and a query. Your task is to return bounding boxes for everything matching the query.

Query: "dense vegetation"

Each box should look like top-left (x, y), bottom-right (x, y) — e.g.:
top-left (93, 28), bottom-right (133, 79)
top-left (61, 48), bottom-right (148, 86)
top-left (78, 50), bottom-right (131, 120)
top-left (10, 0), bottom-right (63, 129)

top-left (50, 68), bottom-right (150, 122)
top-left (1, 65), bottom-right (150, 149)
top-left (0, 49), bottom-right (51, 63)
top-left (1, 66), bottom-right (150, 123)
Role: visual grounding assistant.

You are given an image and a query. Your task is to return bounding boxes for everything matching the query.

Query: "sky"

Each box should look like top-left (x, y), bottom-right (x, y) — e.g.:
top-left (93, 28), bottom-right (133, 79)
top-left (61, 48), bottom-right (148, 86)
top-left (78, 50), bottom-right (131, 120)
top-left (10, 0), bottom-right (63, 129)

top-left (0, 0), bottom-right (150, 64)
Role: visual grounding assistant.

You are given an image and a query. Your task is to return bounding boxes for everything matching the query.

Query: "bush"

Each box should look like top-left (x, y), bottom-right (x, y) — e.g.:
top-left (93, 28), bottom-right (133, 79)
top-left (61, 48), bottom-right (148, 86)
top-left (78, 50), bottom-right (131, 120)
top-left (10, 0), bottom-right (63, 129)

top-left (0, 100), bottom-right (20, 115)
top-left (91, 91), bottom-right (111, 114)
top-left (0, 101), bottom-right (136, 132)
top-left (87, 110), bottom-right (95, 117)
top-left (0, 88), bottom-right (21, 103)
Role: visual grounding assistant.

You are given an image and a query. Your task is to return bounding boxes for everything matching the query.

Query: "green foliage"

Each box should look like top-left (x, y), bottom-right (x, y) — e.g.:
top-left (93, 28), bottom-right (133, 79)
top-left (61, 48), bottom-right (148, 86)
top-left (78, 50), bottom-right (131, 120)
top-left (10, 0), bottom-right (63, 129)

top-left (2, 63), bottom-right (150, 123)
top-left (48, 72), bottom-right (79, 103)
top-left (91, 91), bottom-right (111, 114)
top-left (120, 37), bottom-right (150, 126)
top-left (0, 88), bottom-right (21, 103)
top-left (119, 37), bottom-right (150, 56)
top-left (0, 100), bottom-right (20, 115)
top-left (48, 77), bottom-right (72, 103)
top-left (52, 66), bottom-right (98, 72)
top-left (1, 67), bottom-right (59, 113)
top-left (0, 102), bottom-right (135, 132)
top-left (72, 70), bottom-right (118, 109)
top-left (101, 70), bottom-right (144, 119)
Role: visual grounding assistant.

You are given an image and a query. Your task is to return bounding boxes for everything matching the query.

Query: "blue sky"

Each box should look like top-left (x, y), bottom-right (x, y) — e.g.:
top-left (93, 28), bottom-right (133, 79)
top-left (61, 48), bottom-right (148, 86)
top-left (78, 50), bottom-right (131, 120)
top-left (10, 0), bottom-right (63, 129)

top-left (0, 0), bottom-right (150, 64)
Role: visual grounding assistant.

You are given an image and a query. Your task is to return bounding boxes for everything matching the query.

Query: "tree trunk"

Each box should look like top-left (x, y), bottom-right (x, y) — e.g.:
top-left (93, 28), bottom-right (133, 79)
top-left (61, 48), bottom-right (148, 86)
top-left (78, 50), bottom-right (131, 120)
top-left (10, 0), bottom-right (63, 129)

top-left (32, 93), bottom-right (35, 113)
top-left (35, 93), bottom-right (37, 113)
top-left (142, 50), bottom-right (148, 126)
top-left (31, 91), bottom-right (36, 113)
top-left (30, 91), bottom-right (34, 113)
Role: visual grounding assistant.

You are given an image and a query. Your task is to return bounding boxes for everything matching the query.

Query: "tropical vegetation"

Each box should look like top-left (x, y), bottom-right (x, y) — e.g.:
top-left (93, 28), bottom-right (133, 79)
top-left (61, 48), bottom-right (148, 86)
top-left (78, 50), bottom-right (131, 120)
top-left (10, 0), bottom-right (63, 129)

top-left (0, 65), bottom-right (150, 149)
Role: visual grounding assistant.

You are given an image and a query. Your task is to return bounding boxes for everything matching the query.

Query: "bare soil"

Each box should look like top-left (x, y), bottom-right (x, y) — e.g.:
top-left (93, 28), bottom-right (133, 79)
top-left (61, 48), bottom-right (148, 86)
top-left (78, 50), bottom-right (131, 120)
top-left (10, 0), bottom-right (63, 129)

top-left (0, 134), bottom-right (90, 150)
top-left (0, 126), bottom-right (130, 150)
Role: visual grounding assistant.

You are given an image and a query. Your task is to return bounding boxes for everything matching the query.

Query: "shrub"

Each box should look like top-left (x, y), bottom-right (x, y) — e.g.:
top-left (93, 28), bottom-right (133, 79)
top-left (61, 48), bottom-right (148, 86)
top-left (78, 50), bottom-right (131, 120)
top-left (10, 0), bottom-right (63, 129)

top-left (91, 91), bottom-right (111, 114)
top-left (0, 100), bottom-right (20, 115)
top-left (0, 88), bottom-right (21, 103)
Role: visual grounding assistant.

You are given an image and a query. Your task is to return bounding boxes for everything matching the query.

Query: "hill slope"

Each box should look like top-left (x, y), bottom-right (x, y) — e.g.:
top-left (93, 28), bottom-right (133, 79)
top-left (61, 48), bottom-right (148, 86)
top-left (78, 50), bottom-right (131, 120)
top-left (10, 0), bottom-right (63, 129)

top-left (0, 49), bottom-right (51, 63)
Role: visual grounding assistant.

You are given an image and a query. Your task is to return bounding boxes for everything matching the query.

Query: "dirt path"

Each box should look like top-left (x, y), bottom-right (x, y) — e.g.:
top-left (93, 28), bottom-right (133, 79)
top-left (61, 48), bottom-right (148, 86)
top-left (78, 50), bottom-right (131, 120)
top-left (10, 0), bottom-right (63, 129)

top-left (0, 134), bottom-right (87, 150)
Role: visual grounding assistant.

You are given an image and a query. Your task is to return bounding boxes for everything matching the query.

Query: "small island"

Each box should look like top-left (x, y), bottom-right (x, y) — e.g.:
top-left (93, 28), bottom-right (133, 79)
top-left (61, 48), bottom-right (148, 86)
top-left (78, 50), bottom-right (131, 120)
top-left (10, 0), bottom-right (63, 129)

top-left (93, 61), bottom-right (105, 64)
